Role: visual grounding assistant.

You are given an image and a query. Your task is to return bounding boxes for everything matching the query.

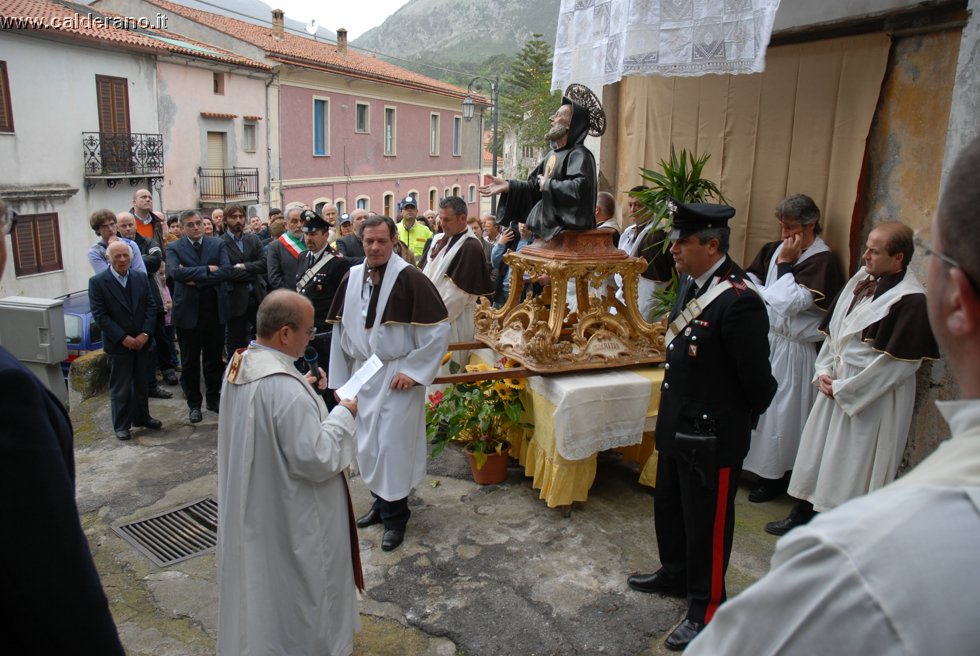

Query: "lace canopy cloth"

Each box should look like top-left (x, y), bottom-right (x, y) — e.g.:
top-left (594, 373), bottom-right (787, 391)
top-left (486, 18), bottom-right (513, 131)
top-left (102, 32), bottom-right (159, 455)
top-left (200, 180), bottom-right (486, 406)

top-left (551, 0), bottom-right (782, 92)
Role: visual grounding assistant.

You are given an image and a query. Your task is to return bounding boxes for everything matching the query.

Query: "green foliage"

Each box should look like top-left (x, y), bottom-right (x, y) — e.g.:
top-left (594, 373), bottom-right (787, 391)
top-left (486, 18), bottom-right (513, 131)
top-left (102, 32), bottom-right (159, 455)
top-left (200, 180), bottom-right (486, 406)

top-left (500, 34), bottom-right (561, 156)
top-left (426, 358), bottom-right (532, 470)
top-left (635, 146), bottom-right (726, 316)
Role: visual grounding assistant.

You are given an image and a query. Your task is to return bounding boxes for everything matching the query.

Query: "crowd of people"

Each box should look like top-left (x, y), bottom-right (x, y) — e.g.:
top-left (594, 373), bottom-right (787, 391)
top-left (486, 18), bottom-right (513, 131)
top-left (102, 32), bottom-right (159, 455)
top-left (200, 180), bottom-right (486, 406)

top-left (5, 90), bottom-right (976, 654)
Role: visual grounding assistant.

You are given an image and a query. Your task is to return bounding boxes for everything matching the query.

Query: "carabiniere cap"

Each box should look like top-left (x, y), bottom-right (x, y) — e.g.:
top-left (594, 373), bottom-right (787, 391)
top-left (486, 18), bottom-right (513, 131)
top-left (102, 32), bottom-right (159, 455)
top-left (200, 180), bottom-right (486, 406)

top-left (666, 196), bottom-right (736, 240)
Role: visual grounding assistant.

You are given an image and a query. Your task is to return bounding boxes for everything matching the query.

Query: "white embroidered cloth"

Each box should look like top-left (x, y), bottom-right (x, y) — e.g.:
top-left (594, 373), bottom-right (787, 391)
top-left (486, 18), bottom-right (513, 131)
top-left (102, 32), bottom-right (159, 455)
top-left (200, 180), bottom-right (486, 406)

top-left (551, 0), bottom-right (782, 92)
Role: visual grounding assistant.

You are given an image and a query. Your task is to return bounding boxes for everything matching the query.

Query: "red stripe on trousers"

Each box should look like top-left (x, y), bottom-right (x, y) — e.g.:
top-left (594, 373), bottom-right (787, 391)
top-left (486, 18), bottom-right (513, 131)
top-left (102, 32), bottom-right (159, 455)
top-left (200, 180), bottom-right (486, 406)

top-left (705, 467), bottom-right (730, 623)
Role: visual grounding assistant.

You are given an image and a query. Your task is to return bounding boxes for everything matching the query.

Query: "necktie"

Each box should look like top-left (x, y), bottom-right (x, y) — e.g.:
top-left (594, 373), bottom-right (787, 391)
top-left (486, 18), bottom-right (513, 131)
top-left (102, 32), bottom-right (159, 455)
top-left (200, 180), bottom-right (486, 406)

top-left (848, 276), bottom-right (877, 313)
top-left (684, 281), bottom-right (698, 305)
top-left (193, 240), bottom-right (202, 255)
top-left (428, 235), bottom-right (448, 261)
top-left (308, 251), bottom-right (316, 267)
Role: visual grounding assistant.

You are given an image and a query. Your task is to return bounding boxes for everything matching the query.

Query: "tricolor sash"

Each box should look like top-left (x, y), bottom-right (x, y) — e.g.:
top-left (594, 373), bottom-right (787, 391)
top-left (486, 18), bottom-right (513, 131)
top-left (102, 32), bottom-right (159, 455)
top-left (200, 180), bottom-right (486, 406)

top-left (279, 232), bottom-right (307, 259)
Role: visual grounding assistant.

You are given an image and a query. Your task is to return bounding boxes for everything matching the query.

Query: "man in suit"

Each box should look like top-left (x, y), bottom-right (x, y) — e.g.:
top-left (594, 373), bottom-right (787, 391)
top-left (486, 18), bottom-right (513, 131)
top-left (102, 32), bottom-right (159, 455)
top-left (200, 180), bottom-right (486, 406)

top-left (627, 198), bottom-right (776, 651)
top-left (117, 211), bottom-right (177, 393)
top-left (0, 201), bottom-right (125, 654)
top-left (221, 203), bottom-right (267, 359)
top-left (89, 241), bottom-right (163, 440)
top-left (167, 210), bottom-right (231, 423)
top-left (335, 208), bottom-right (367, 265)
top-left (266, 206), bottom-right (307, 289)
top-left (295, 211), bottom-right (351, 406)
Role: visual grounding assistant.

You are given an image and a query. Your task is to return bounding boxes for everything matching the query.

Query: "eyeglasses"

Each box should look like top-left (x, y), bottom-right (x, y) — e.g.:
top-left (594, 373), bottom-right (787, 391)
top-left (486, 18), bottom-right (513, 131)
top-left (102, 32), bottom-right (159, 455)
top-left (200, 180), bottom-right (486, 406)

top-left (1, 207), bottom-right (18, 236)
top-left (287, 323), bottom-right (317, 338)
top-left (914, 226), bottom-right (978, 293)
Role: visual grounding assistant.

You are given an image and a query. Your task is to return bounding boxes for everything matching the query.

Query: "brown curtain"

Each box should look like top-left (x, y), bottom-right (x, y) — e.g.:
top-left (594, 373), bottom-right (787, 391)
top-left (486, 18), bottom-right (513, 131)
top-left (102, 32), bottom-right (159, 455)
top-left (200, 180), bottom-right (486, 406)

top-left (613, 33), bottom-right (891, 269)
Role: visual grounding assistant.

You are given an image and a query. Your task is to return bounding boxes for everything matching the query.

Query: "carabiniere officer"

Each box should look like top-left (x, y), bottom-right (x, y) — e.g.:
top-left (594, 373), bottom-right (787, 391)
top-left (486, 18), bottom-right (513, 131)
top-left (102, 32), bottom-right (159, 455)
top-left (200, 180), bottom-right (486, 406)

top-left (627, 197), bottom-right (777, 651)
top-left (295, 210), bottom-right (351, 407)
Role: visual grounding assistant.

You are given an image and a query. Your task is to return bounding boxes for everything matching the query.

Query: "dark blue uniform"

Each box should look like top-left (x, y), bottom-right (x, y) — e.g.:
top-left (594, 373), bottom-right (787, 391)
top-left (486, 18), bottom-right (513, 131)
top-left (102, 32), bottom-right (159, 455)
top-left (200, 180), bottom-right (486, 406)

top-left (654, 256), bottom-right (776, 626)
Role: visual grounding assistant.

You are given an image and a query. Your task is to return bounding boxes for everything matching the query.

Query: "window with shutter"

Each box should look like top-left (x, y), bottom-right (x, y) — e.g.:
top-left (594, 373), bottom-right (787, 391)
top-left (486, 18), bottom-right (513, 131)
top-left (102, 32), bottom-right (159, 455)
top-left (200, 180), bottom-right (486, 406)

top-left (96, 75), bottom-right (131, 173)
top-left (0, 61), bottom-right (13, 133)
top-left (10, 213), bottom-right (63, 277)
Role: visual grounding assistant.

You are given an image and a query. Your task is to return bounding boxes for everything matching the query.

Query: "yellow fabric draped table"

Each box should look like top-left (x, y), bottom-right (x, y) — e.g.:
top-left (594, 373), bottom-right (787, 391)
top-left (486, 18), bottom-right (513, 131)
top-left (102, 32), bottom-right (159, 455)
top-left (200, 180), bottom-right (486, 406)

top-left (471, 350), bottom-right (663, 508)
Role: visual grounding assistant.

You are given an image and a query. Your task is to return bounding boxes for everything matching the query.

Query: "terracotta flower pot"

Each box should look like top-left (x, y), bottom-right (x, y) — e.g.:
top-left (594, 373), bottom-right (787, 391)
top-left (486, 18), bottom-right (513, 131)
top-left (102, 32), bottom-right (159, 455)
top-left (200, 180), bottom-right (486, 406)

top-left (465, 441), bottom-right (511, 485)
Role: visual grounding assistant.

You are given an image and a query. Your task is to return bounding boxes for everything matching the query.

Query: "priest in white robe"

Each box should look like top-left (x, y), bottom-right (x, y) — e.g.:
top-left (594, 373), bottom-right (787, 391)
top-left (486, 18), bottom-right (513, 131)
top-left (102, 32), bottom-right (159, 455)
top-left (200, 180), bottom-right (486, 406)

top-left (420, 196), bottom-right (492, 371)
top-left (743, 195), bottom-right (845, 502)
top-left (217, 290), bottom-right (362, 656)
top-left (765, 222), bottom-right (939, 536)
top-left (329, 215), bottom-right (450, 552)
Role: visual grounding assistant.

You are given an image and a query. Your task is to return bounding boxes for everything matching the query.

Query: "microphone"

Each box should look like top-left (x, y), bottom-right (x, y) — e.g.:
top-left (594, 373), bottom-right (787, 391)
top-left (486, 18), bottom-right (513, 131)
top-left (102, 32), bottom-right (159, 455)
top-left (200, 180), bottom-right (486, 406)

top-left (304, 346), bottom-right (320, 384)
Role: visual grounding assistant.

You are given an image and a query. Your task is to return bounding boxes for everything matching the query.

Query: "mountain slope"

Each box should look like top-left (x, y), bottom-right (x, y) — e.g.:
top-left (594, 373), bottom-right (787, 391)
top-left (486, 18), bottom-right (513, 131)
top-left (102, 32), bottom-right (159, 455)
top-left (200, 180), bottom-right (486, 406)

top-left (352, 0), bottom-right (559, 68)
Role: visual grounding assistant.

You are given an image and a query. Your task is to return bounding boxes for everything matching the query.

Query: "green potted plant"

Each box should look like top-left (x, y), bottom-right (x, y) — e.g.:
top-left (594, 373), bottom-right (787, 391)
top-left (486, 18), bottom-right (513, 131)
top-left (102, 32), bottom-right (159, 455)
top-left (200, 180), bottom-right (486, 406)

top-left (634, 146), bottom-right (726, 316)
top-left (426, 358), bottom-right (533, 484)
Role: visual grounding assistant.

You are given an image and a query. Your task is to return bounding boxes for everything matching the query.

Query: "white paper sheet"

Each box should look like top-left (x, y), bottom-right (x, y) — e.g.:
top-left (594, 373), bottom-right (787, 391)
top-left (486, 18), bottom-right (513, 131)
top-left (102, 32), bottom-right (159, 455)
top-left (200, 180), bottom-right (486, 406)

top-left (336, 354), bottom-right (382, 400)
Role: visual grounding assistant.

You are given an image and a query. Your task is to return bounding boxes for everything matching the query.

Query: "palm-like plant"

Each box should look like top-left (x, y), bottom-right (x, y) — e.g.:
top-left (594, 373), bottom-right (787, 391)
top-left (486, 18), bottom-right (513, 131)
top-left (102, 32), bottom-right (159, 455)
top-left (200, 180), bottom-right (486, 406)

top-left (633, 146), bottom-right (726, 316)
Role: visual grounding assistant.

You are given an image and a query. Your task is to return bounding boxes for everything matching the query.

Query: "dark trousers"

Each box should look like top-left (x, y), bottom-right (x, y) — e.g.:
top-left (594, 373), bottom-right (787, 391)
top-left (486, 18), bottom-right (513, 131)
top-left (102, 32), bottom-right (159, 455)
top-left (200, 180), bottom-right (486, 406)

top-left (107, 348), bottom-right (152, 432)
top-left (370, 493), bottom-right (410, 531)
top-left (225, 296), bottom-right (258, 360)
top-left (177, 307), bottom-right (224, 409)
top-left (654, 451), bottom-right (741, 625)
top-left (155, 313), bottom-right (177, 373)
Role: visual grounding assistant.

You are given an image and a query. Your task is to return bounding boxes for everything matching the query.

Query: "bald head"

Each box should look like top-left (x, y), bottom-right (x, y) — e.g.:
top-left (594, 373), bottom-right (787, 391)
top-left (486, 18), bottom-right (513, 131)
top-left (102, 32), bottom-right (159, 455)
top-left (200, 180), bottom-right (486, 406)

top-left (116, 212), bottom-right (137, 239)
top-left (256, 290), bottom-right (315, 359)
top-left (596, 192), bottom-right (615, 220)
top-left (106, 240), bottom-right (132, 276)
top-left (875, 221), bottom-right (914, 267)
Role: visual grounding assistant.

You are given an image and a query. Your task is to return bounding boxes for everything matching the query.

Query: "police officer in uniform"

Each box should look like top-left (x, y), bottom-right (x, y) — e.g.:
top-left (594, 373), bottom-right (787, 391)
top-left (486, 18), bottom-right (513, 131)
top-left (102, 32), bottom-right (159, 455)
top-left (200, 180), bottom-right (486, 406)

top-left (295, 210), bottom-right (351, 407)
top-left (627, 198), bottom-right (776, 651)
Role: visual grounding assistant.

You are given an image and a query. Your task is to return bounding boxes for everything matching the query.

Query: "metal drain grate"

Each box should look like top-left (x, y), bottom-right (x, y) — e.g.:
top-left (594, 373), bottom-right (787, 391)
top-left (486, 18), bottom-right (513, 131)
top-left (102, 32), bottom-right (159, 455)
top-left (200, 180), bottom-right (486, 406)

top-left (112, 497), bottom-right (218, 567)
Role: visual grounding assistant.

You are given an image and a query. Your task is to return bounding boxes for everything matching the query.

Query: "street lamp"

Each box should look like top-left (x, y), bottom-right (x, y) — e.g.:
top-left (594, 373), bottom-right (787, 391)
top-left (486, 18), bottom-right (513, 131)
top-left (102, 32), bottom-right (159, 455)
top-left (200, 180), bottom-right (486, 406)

top-left (462, 75), bottom-right (499, 212)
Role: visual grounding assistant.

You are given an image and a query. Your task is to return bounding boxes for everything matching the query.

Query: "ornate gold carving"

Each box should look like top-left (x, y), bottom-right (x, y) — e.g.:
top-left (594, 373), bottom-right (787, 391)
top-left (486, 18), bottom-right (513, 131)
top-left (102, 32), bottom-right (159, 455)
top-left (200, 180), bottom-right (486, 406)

top-left (475, 230), bottom-right (667, 373)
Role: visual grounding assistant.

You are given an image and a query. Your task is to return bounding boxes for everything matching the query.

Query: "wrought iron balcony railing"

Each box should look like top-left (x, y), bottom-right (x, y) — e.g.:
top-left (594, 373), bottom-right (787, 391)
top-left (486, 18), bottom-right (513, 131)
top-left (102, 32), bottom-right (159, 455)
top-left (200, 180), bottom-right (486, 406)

top-left (199, 167), bottom-right (259, 204)
top-left (82, 132), bottom-right (164, 177)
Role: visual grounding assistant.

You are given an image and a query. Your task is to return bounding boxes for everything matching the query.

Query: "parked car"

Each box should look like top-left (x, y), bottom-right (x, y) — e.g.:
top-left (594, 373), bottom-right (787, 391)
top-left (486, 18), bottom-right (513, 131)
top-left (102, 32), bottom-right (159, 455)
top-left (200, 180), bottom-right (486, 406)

top-left (60, 291), bottom-right (102, 380)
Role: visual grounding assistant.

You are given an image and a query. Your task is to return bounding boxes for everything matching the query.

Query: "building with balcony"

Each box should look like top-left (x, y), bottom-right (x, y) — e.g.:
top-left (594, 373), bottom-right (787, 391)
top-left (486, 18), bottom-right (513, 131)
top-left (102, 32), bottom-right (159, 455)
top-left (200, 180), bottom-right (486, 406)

top-left (0, 0), bottom-right (269, 298)
top-left (95, 0), bottom-right (485, 217)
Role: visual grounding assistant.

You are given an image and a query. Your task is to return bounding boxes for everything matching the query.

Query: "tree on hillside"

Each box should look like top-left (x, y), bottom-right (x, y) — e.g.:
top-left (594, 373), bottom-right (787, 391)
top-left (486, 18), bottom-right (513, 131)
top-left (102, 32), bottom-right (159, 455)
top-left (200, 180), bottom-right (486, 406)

top-left (501, 34), bottom-right (561, 175)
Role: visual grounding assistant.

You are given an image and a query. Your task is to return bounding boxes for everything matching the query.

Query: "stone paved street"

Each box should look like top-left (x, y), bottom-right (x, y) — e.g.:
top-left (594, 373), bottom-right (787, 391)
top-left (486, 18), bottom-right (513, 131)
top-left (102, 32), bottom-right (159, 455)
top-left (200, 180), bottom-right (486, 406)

top-left (73, 389), bottom-right (790, 655)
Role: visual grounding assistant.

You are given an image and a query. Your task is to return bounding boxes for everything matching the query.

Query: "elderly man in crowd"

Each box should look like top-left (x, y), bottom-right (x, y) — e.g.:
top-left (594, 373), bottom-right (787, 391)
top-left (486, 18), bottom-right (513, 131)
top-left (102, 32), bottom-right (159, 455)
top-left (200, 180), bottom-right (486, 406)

top-left (89, 241), bottom-right (162, 441)
top-left (267, 206), bottom-right (308, 289)
top-left (766, 220), bottom-right (939, 535)
top-left (328, 215), bottom-right (450, 552)
top-left (335, 208), bottom-right (367, 265)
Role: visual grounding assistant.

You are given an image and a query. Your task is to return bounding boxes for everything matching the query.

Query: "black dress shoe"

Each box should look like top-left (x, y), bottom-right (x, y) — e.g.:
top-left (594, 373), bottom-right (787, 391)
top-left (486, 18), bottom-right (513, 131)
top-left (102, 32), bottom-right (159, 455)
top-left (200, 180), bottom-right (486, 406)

top-left (765, 514), bottom-right (812, 536)
top-left (206, 401), bottom-right (220, 413)
top-left (748, 482), bottom-right (784, 503)
top-left (114, 430), bottom-right (132, 441)
top-left (163, 371), bottom-right (179, 386)
top-left (627, 569), bottom-right (687, 598)
top-left (149, 387), bottom-right (173, 399)
top-left (188, 407), bottom-right (203, 423)
top-left (381, 529), bottom-right (405, 551)
top-left (134, 417), bottom-right (163, 430)
top-left (665, 619), bottom-right (705, 651)
top-left (356, 508), bottom-right (382, 529)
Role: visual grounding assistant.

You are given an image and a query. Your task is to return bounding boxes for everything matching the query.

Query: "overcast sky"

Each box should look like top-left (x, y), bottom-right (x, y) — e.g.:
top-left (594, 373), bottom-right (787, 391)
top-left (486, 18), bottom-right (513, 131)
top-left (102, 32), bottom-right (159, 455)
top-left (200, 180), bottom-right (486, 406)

top-left (264, 0), bottom-right (411, 39)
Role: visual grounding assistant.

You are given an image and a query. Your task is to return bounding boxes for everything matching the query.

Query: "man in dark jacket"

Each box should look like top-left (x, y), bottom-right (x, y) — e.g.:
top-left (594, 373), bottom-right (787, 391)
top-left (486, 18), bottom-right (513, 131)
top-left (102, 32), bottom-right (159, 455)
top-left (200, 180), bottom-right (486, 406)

top-left (221, 203), bottom-right (267, 358)
top-left (117, 211), bottom-right (177, 391)
top-left (627, 198), bottom-right (776, 651)
top-left (0, 199), bottom-right (124, 655)
top-left (89, 241), bottom-right (163, 440)
top-left (167, 210), bottom-right (231, 423)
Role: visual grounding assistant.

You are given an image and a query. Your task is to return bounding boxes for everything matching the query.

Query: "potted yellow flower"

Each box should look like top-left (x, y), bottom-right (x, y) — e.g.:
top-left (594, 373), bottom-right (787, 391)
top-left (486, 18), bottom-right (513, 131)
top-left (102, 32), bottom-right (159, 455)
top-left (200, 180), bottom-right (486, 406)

top-left (426, 357), bottom-right (532, 484)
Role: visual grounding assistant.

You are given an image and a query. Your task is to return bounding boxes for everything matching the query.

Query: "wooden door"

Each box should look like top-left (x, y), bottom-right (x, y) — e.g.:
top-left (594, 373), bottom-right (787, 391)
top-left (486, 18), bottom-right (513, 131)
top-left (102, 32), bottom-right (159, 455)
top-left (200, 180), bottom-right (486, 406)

top-left (96, 75), bottom-right (131, 173)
